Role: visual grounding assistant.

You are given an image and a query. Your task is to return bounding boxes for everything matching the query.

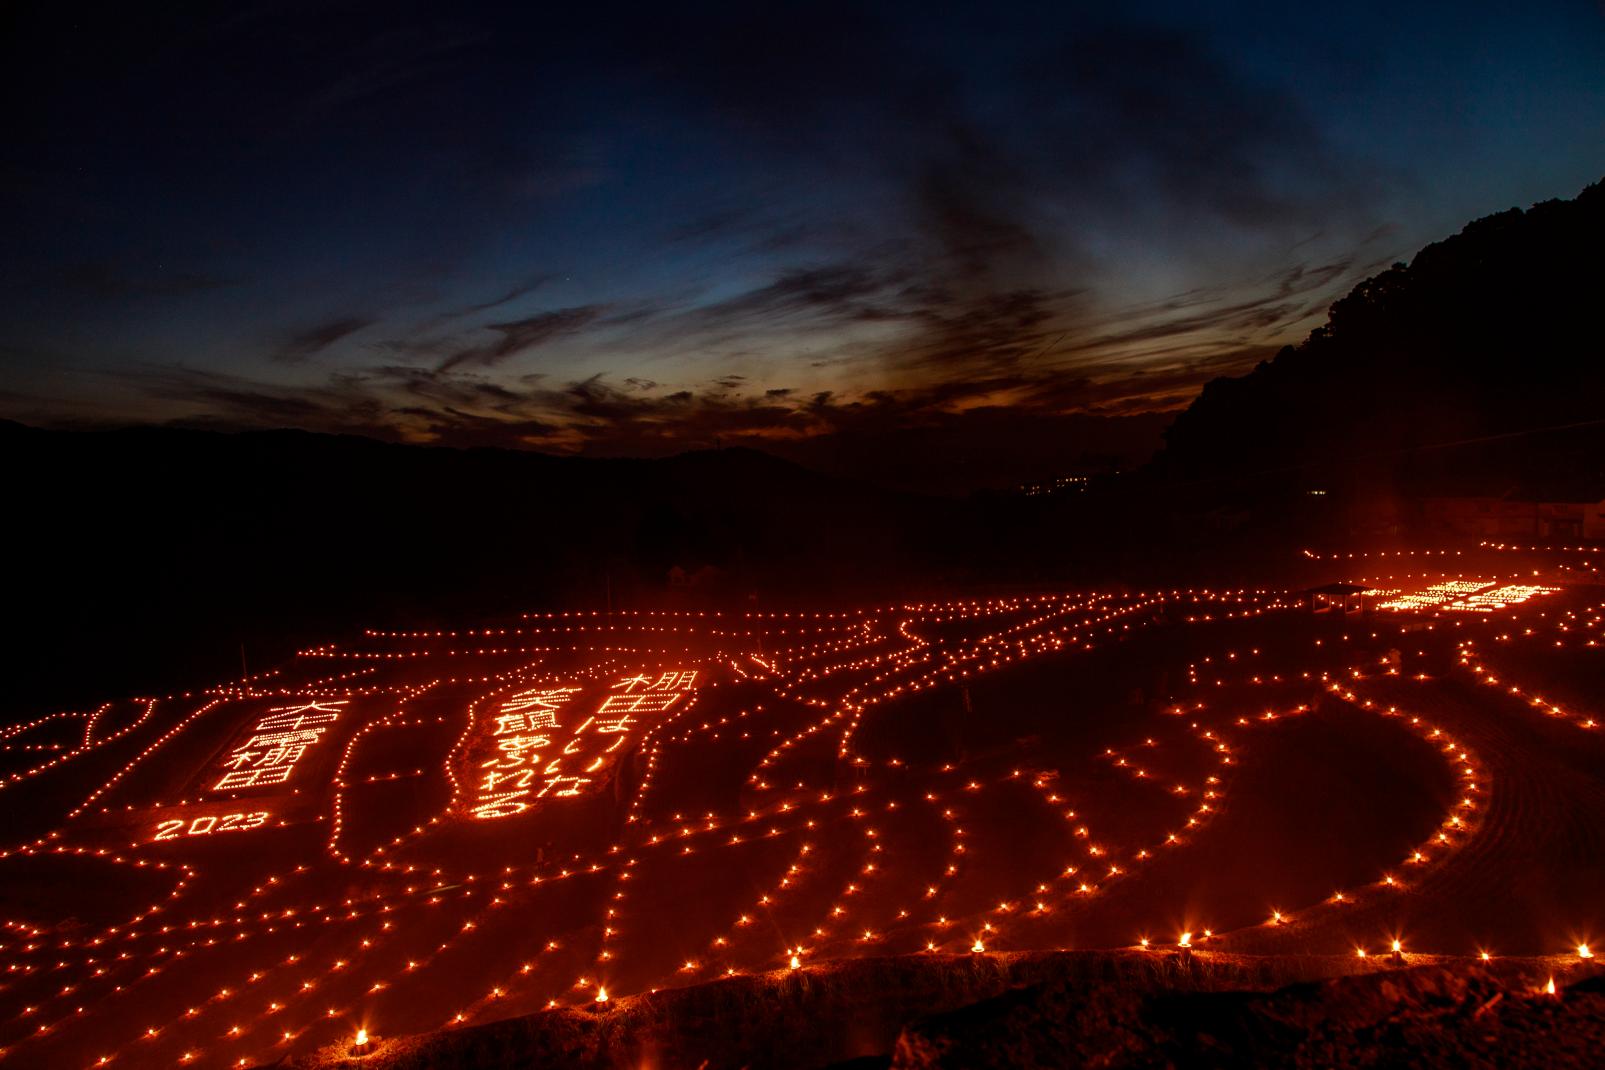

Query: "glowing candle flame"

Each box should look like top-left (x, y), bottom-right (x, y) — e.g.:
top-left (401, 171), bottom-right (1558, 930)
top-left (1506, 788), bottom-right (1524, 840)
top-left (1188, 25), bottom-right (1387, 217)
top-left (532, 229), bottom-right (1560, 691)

top-left (789, 954), bottom-right (800, 970)
top-left (1579, 943), bottom-right (1594, 960)
top-left (1178, 932), bottom-right (1192, 948)
top-left (594, 987), bottom-right (609, 1004)
top-left (1546, 977), bottom-right (1556, 996)
top-left (354, 1028), bottom-right (368, 1047)
top-left (971, 938), bottom-right (985, 953)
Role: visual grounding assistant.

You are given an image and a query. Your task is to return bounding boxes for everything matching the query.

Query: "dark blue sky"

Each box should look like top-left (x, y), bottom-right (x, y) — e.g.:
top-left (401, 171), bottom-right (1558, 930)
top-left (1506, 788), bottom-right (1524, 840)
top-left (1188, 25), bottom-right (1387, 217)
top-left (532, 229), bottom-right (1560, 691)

top-left (3, 1), bottom-right (1602, 488)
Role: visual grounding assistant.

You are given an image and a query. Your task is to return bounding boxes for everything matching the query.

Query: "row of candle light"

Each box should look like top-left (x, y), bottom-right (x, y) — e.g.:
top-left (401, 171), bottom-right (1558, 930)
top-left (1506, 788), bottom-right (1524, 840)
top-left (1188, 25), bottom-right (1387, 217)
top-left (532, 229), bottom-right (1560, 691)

top-left (1, 570), bottom-right (1600, 1066)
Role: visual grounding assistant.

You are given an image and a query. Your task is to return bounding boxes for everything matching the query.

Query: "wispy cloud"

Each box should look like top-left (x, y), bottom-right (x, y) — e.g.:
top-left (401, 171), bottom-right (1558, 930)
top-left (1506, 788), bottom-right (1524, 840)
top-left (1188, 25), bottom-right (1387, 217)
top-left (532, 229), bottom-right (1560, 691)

top-left (272, 316), bottom-right (376, 362)
top-left (436, 306), bottom-right (607, 372)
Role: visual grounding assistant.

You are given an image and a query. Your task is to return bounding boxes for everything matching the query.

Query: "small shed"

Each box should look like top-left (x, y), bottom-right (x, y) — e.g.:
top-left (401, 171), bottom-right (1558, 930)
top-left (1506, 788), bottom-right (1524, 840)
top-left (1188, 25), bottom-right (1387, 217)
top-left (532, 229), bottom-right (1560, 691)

top-left (1303, 582), bottom-right (1370, 614)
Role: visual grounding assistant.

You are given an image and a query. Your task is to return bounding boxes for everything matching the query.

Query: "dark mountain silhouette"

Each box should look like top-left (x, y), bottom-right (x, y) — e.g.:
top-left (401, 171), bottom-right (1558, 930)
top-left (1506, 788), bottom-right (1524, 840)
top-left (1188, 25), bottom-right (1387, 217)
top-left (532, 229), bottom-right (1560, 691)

top-left (1155, 177), bottom-right (1605, 497)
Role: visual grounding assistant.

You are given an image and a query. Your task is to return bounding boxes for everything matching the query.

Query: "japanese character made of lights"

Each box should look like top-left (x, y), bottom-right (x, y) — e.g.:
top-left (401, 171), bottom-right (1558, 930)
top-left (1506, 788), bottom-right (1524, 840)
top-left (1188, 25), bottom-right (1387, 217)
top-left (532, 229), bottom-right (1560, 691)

top-left (466, 672), bottom-right (697, 820)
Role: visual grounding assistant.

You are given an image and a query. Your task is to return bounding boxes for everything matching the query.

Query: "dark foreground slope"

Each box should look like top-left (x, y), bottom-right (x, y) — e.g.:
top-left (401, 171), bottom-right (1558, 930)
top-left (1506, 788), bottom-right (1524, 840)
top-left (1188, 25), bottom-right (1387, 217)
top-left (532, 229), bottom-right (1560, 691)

top-left (275, 952), bottom-right (1605, 1069)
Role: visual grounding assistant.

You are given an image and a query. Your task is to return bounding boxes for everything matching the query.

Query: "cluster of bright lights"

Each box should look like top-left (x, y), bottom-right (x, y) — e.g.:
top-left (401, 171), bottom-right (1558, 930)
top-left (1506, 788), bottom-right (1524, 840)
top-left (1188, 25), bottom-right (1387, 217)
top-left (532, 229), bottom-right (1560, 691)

top-left (1376, 580), bottom-right (1501, 612)
top-left (1373, 580), bottom-right (1558, 613)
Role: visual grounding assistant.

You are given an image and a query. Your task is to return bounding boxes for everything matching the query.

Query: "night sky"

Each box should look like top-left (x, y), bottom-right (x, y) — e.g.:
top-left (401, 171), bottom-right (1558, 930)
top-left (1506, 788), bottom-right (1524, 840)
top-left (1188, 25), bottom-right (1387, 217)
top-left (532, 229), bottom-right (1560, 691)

top-left (3, 2), bottom-right (1602, 489)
